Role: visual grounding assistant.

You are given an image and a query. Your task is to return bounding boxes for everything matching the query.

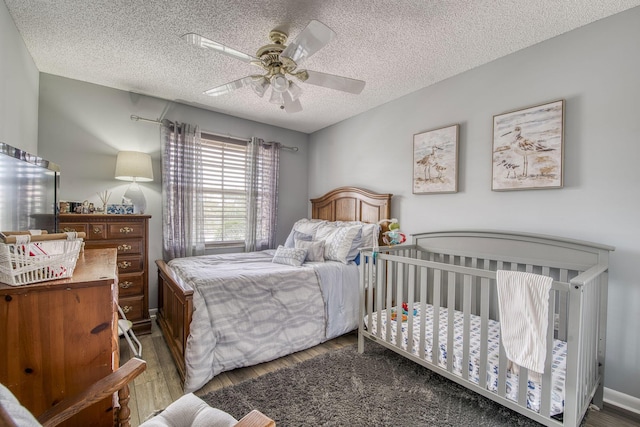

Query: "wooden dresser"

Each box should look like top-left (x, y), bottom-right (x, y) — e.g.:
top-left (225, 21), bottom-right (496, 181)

top-left (59, 214), bottom-right (151, 334)
top-left (0, 248), bottom-right (119, 427)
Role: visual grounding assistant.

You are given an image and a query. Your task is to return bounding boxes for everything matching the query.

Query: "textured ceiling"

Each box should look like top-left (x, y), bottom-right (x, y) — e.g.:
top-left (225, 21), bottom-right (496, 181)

top-left (5, 1), bottom-right (640, 134)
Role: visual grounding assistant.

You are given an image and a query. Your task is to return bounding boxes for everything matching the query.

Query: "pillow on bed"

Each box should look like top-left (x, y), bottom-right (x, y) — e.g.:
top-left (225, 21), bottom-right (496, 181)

top-left (315, 223), bottom-right (362, 264)
top-left (345, 223), bottom-right (380, 262)
top-left (295, 239), bottom-right (325, 262)
top-left (283, 219), bottom-right (326, 248)
top-left (335, 221), bottom-right (379, 247)
top-left (283, 230), bottom-right (312, 248)
top-left (272, 245), bottom-right (308, 267)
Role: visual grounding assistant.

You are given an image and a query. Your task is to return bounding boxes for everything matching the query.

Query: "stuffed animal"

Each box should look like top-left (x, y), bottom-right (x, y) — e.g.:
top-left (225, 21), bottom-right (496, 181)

top-left (378, 218), bottom-right (407, 246)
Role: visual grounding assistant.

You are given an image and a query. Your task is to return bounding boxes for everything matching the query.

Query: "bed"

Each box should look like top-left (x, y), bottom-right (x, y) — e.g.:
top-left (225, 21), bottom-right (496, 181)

top-left (358, 230), bottom-right (614, 427)
top-left (156, 186), bottom-right (392, 392)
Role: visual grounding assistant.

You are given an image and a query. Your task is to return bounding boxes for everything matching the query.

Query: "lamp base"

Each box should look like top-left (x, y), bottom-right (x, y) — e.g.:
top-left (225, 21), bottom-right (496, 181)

top-left (122, 182), bottom-right (147, 214)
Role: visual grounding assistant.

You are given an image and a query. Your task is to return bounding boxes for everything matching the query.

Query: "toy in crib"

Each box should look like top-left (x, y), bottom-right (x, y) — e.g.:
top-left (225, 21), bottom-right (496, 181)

top-left (391, 302), bottom-right (418, 322)
top-left (378, 218), bottom-right (407, 246)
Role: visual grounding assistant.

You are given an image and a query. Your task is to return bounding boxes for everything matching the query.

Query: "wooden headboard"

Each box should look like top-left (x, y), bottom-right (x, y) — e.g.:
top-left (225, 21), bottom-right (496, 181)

top-left (310, 187), bottom-right (392, 224)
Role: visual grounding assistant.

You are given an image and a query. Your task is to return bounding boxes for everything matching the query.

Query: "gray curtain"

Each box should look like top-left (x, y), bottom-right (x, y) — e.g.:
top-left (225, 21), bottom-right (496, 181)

top-left (245, 137), bottom-right (280, 252)
top-left (161, 120), bottom-right (205, 260)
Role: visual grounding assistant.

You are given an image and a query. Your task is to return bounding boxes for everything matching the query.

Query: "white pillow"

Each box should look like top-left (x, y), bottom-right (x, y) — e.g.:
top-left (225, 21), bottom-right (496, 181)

top-left (283, 219), bottom-right (327, 247)
top-left (272, 245), bottom-right (308, 267)
top-left (295, 239), bottom-right (325, 262)
top-left (315, 223), bottom-right (362, 264)
top-left (284, 230), bottom-right (312, 248)
top-left (334, 221), bottom-right (379, 247)
top-left (140, 393), bottom-right (237, 427)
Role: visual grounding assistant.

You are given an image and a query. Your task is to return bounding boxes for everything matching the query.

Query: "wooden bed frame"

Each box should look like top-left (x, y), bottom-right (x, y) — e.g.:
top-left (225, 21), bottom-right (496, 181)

top-left (156, 186), bottom-right (392, 383)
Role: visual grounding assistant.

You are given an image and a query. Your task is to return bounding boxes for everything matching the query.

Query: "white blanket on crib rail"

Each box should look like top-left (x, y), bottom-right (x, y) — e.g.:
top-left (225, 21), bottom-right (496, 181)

top-left (496, 270), bottom-right (553, 375)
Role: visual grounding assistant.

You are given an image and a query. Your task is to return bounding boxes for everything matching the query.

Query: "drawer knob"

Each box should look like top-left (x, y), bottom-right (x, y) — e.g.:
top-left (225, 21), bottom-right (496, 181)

top-left (121, 305), bottom-right (133, 314)
top-left (120, 227), bottom-right (134, 234)
top-left (117, 244), bottom-right (132, 252)
top-left (120, 281), bottom-right (133, 289)
top-left (117, 261), bottom-right (132, 269)
top-left (62, 227), bottom-right (75, 233)
top-left (93, 227), bottom-right (102, 234)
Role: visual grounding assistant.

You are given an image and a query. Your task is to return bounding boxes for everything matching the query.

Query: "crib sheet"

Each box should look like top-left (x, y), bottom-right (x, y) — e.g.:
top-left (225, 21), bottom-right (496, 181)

top-left (364, 303), bottom-right (567, 416)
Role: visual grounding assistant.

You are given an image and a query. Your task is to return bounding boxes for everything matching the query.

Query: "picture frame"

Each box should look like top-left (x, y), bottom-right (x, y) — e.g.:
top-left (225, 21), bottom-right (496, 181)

top-left (492, 99), bottom-right (564, 191)
top-left (413, 124), bottom-right (459, 194)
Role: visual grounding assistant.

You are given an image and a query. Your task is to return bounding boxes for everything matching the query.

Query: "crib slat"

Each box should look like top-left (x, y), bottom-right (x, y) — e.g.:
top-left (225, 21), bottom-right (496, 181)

top-left (419, 267), bottom-right (427, 360)
top-left (385, 259), bottom-right (393, 343)
top-left (498, 339), bottom-right (507, 397)
top-left (479, 259), bottom-right (490, 390)
top-left (407, 264), bottom-right (416, 354)
top-left (470, 257), bottom-right (479, 315)
top-left (395, 261), bottom-right (404, 349)
top-left (432, 269), bottom-right (442, 366)
top-left (446, 271), bottom-right (456, 372)
top-left (518, 366), bottom-right (528, 407)
top-left (366, 255), bottom-right (373, 327)
top-left (540, 289), bottom-right (555, 418)
top-left (558, 269), bottom-right (569, 341)
top-left (373, 256), bottom-right (381, 340)
top-left (462, 274), bottom-right (472, 381)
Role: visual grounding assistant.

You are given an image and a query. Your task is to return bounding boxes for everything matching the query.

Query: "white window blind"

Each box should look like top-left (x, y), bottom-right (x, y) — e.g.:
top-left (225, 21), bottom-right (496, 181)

top-left (201, 133), bottom-right (248, 245)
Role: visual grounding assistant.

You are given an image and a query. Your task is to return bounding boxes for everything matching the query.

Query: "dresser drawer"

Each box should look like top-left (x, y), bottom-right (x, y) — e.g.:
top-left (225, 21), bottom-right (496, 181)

top-left (115, 240), bottom-right (142, 256)
top-left (117, 272), bottom-right (144, 297)
top-left (117, 255), bottom-right (143, 274)
top-left (119, 295), bottom-right (144, 322)
top-left (60, 222), bottom-right (107, 240)
top-left (108, 223), bottom-right (144, 239)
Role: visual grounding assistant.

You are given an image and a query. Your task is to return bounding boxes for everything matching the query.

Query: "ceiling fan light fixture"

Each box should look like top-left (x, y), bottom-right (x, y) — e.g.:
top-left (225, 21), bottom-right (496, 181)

top-left (270, 73), bottom-right (289, 93)
top-left (287, 81), bottom-right (303, 101)
top-left (250, 76), bottom-right (269, 97)
top-left (269, 88), bottom-right (284, 105)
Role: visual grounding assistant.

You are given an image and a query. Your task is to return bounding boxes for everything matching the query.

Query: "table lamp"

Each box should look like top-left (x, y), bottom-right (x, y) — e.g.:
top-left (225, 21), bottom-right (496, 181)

top-left (115, 151), bottom-right (153, 214)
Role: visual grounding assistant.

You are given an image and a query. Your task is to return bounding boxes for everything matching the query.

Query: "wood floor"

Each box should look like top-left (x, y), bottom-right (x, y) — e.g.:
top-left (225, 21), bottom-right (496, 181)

top-left (120, 321), bottom-right (639, 427)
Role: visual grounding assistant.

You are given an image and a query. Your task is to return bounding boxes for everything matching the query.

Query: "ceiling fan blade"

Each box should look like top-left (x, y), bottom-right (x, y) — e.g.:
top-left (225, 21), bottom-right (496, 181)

top-left (281, 20), bottom-right (336, 65)
top-left (183, 33), bottom-right (258, 64)
top-left (300, 70), bottom-right (365, 94)
top-left (282, 91), bottom-right (303, 113)
top-left (203, 76), bottom-right (253, 97)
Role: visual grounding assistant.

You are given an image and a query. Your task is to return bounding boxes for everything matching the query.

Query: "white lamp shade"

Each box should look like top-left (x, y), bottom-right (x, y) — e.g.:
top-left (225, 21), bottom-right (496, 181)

top-left (115, 151), bottom-right (153, 182)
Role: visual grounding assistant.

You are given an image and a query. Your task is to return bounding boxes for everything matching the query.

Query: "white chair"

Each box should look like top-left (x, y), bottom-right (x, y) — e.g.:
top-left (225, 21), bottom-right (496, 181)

top-left (118, 305), bottom-right (142, 358)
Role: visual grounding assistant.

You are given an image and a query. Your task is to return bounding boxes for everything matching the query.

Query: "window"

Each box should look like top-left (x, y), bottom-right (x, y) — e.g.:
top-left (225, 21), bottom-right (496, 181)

top-left (201, 133), bottom-right (248, 246)
top-left (162, 122), bottom-right (280, 259)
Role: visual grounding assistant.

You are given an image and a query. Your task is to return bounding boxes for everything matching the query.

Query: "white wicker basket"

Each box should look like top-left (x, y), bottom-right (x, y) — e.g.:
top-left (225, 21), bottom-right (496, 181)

top-left (0, 238), bottom-right (83, 286)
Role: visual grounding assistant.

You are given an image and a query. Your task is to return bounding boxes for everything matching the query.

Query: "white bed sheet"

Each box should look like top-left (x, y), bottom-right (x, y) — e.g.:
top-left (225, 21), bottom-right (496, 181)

top-left (364, 303), bottom-right (567, 416)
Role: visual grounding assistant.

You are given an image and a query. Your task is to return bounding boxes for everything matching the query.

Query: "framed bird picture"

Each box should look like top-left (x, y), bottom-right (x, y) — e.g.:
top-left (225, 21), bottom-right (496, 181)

top-left (413, 124), bottom-right (459, 194)
top-left (492, 99), bottom-right (564, 191)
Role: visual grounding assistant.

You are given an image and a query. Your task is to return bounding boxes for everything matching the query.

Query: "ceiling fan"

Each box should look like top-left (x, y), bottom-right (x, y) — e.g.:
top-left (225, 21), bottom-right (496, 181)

top-left (183, 20), bottom-right (366, 113)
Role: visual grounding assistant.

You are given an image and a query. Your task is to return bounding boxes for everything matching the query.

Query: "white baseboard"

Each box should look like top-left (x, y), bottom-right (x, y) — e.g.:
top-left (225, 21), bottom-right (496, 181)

top-left (604, 387), bottom-right (640, 415)
top-left (149, 308), bottom-right (158, 319)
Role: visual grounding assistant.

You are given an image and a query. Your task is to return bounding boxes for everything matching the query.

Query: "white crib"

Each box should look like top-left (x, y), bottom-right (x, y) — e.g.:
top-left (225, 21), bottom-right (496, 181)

top-left (358, 230), bottom-right (614, 427)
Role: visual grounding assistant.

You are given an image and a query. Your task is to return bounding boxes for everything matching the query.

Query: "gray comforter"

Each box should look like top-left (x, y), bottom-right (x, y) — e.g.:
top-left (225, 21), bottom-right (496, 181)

top-left (167, 250), bottom-right (359, 392)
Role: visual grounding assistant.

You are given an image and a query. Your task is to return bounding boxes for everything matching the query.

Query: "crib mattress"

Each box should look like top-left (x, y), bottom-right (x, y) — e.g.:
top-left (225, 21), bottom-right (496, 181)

top-left (364, 303), bottom-right (566, 416)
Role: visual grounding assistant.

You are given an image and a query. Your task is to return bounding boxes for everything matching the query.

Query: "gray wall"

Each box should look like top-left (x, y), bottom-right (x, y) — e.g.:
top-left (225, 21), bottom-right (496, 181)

top-left (0, 1), bottom-right (39, 153)
top-left (309, 8), bottom-right (640, 400)
top-left (38, 74), bottom-right (310, 313)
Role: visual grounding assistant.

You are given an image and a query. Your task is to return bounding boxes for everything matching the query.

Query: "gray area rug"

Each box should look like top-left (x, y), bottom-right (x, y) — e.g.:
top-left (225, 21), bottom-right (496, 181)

top-left (201, 340), bottom-right (549, 426)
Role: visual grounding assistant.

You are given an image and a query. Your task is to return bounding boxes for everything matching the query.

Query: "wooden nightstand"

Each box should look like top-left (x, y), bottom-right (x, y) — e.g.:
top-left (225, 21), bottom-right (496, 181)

top-left (59, 214), bottom-right (151, 334)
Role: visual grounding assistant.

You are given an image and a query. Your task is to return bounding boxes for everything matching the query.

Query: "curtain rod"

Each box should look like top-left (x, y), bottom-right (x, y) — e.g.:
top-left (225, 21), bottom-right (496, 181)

top-left (130, 115), bottom-right (299, 152)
